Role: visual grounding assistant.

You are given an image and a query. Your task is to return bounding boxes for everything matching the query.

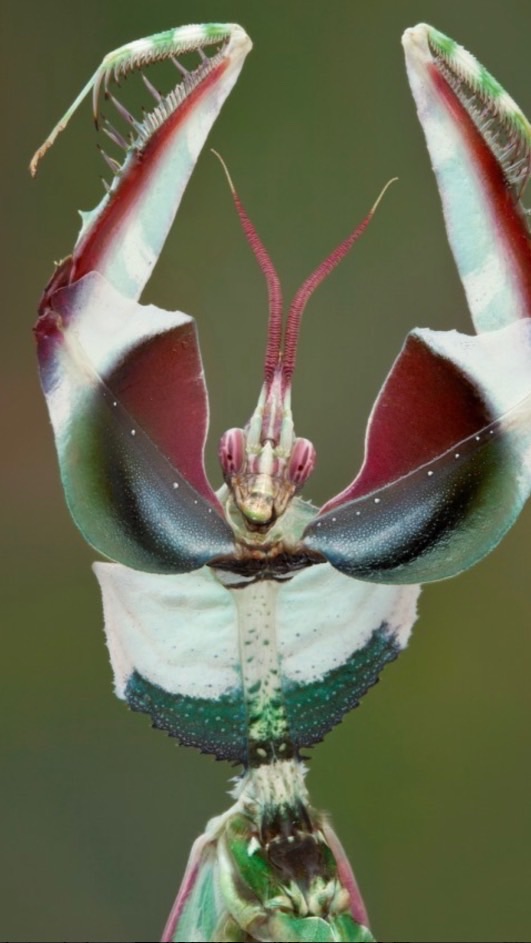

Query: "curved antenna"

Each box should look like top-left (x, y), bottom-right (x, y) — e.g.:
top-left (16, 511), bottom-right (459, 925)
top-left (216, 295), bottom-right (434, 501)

top-left (282, 178), bottom-right (398, 383)
top-left (212, 150), bottom-right (283, 384)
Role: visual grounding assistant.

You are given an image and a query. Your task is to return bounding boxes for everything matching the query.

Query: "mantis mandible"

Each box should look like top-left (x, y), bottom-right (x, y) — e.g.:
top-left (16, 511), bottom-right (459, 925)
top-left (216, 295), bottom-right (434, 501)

top-left (31, 21), bottom-right (531, 942)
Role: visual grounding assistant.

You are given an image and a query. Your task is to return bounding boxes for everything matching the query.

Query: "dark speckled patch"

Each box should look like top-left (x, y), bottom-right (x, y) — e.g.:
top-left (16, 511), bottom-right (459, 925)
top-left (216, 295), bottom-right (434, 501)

top-left (125, 673), bottom-right (248, 763)
top-left (125, 624), bottom-right (401, 763)
top-left (284, 624), bottom-right (401, 749)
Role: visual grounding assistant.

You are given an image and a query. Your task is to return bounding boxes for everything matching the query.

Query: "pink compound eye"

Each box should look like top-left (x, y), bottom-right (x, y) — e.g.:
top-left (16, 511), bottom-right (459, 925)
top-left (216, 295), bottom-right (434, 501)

top-left (219, 427), bottom-right (246, 478)
top-left (287, 437), bottom-right (316, 488)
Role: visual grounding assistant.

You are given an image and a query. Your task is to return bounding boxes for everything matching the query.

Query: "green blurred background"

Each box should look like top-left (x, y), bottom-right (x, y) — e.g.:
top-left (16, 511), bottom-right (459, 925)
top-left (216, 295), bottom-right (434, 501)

top-left (3, 1), bottom-right (531, 941)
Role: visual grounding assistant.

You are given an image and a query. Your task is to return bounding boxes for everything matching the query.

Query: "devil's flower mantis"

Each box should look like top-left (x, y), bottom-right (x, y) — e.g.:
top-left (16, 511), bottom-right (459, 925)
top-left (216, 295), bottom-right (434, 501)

top-left (31, 21), bottom-right (530, 943)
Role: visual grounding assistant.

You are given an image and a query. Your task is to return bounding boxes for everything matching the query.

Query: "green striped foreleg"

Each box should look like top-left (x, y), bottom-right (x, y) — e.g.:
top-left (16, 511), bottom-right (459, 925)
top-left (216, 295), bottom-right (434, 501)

top-left (30, 23), bottom-right (250, 175)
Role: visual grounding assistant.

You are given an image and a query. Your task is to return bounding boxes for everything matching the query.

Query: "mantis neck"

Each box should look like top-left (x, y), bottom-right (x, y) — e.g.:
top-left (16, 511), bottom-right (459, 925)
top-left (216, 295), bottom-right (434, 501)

top-left (233, 579), bottom-right (295, 768)
top-left (233, 579), bottom-right (316, 853)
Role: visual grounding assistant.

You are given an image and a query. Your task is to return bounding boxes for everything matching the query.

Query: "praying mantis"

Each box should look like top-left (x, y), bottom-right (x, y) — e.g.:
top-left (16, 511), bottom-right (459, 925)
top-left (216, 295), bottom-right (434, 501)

top-left (31, 20), bottom-right (530, 943)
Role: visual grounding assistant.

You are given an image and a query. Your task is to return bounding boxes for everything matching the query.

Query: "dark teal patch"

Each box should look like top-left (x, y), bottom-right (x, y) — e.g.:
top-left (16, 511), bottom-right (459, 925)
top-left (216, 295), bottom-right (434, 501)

top-left (284, 625), bottom-right (401, 749)
top-left (125, 673), bottom-right (247, 763)
top-left (125, 627), bottom-right (401, 763)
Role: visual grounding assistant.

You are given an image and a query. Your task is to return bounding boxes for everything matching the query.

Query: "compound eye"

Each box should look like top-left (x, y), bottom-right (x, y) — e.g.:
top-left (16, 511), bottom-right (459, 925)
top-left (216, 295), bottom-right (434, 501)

top-left (219, 427), bottom-right (246, 479)
top-left (287, 437), bottom-right (316, 488)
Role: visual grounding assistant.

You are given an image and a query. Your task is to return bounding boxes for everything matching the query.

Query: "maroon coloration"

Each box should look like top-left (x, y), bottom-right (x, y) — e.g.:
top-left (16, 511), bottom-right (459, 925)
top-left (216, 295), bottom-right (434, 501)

top-left (226, 176), bottom-right (383, 393)
top-left (105, 316), bottom-right (219, 508)
top-left (34, 257), bottom-right (77, 367)
top-left (287, 437), bottom-right (317, 487)
top-left (282, 210), bottom-right (375, 383)
top-left (161, 837), bottom-right (207, 942)
top-left (71, 61), bottom-right (229, 285)
top-left (229, 188), bottom-right (283, 385)
top-left (429, 62), bottom-right (531, 318)
top-left (321, 823), bottom-right (370, 929)
top-left (320, 333), bottom-right (491, 513)
top-left (219, 427), bottom-right (246, 477)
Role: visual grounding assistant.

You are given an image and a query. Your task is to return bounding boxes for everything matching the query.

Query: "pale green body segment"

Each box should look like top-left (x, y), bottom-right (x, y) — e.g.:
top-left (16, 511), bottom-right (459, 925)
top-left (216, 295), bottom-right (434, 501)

top-left (234, 581), bottom-right (290, 755)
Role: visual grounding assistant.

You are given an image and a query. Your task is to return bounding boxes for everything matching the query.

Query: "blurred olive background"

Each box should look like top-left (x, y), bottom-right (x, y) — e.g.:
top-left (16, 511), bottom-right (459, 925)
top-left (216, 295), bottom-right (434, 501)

top-left (3, 1), bottom-right (531, 941)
